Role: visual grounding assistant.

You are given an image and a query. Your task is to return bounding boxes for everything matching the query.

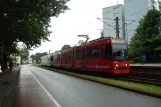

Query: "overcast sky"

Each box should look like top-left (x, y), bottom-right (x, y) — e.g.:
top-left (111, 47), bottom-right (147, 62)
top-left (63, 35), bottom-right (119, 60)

top-left (30, 0), bottom-right (124, 55)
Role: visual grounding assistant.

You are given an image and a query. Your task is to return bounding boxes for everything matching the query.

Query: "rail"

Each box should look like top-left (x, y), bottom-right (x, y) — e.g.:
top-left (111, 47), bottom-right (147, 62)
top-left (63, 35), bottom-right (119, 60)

top-left (112, 75), bottom-right (161, 86)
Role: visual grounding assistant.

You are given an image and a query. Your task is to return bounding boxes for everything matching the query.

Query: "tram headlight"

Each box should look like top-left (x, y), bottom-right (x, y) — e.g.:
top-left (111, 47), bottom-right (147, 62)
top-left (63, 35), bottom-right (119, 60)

top-left (125, 64), bottom-right (128, 66)
top-left (116, 64), bottom-right (118, 67)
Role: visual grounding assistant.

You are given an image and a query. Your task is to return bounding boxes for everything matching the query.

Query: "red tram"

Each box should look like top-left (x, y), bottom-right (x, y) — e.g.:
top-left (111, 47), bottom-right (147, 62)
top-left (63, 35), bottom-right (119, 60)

top-left (53, 51), bottom-right (62, 68)
top-left (53, 37), bottom-right (130, 74)
top-left (61, 48), bottom-right (74, 69)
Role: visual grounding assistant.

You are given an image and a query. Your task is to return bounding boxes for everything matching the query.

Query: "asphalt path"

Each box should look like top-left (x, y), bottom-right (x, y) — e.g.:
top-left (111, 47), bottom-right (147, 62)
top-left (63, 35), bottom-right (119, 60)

top-left (27, 65), bottom-right (161, 107)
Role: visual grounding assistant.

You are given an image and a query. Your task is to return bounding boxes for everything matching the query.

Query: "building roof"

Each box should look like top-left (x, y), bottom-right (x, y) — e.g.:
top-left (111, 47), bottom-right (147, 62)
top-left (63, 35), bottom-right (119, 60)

top-left (102, 4), bottom-right (123, 10)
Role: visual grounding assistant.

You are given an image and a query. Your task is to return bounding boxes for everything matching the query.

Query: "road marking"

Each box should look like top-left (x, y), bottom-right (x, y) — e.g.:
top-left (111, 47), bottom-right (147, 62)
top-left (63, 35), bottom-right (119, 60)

top-left (29, 68), bottom-right (61, 107)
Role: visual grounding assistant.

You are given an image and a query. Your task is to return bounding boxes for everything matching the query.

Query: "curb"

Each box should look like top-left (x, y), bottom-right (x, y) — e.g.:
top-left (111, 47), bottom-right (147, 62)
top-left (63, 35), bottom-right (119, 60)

top-left (37, 66), bottom-right (161, 99)
top-left (0, 67), bottom-right (21, 107)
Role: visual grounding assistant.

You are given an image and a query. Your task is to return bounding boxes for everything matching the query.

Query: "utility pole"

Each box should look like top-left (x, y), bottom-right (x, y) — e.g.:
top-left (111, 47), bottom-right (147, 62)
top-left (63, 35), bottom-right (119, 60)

top-left (125, 23), bottom-right (128, 44)
top-left (100, 30), bottom-right (104, 38)
top-left (49, 50), bottom-right (50, 54)
top-left (115, 17), bottom-right (119, 38)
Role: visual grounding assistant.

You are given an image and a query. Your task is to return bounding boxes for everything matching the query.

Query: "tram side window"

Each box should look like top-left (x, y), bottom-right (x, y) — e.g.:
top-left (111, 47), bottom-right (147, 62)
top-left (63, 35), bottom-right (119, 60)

top-left (92, 46), bottom-right (99, 58)
top-left (82, 48), bottom-right (85, 60)
top-left (102, 44), bottom-right (112, 59)
top-left (62, 53), bottom-right (64, 60)
top-left (50, 56), bottom-right (53, 61)
top-left (86, 48), bottom-right (92, 58)
top-left (58, 54), bottom-right (61, 60)
top-left (75, 49), bottom-right (80, 60)
top-left (55, 55), bottom-right (58, 60)
top-left (68, 52), bottom-right (72, 60)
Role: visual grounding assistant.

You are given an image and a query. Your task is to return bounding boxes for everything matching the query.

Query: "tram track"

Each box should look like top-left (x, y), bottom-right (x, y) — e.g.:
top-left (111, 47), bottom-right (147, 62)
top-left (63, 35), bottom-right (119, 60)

top-left (112, 75), bottom-right (161, 86)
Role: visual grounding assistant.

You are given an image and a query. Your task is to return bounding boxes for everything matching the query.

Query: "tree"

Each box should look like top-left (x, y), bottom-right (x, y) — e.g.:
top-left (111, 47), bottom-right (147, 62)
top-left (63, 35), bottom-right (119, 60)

top-left (0, 42), bottom-right (19, 68)
top-left (30, 52), bottom-right (48, 64)
top-left (0, 0), bottom-right (69, 68)
top-left (129, 8), bottom-right (161, 60)
top-left (151, 0), bottom-right (156, 9)
top-left (61, 44), bottom-right (71, 50)
top-left (159, 1), bottom-right (161, 34)
top-left (128, 36), bottom-right (139, 58)
top-left (158, 1), bottom-right (161, 11)
top-left (17, 44), bottom-right (29, 64)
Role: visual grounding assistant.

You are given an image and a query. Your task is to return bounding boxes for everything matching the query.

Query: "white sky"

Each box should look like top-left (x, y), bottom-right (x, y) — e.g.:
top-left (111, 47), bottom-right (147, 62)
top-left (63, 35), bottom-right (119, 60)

top-left (30, 0), bottom-right (124, 55)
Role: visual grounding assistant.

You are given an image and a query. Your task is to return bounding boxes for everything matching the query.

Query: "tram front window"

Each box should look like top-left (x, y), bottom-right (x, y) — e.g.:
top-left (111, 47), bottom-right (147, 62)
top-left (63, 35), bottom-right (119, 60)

top-left (112, 43), bottom-right (128, 60)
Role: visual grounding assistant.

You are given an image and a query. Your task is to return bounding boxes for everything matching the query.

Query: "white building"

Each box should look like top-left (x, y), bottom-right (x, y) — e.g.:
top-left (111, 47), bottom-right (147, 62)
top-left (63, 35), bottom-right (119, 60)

top-left (11, 56), bottom-right (21, 64)
top-left (102, 0), bottom-right (158, 44)
top-left (102, 4), bottom-right (125, 39)
top-left (124, 0), bottom-right (157, 44)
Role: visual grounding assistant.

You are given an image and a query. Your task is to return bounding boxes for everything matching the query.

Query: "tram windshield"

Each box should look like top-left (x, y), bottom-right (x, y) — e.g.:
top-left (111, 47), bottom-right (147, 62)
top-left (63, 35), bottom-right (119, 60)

top-left (112, 43), bottom-right (128, 60)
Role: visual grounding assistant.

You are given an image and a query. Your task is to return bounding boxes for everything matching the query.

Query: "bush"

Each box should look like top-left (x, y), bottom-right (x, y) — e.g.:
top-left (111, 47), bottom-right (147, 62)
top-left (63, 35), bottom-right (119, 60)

top-left (130, 57), bottom-right (141, 63)
top-left (129, 60), bottom-right (136, 64)
top-left (130, 56), bottom-right (161, 64)
top-left (146, 56), bottom-right (161, 63)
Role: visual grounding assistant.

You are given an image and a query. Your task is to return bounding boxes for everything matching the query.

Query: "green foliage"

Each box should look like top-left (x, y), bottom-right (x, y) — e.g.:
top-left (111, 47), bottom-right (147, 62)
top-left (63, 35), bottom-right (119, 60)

top-left (130, 57), bottom-right (141, 63)
top-left (17, 44), bottom-right (29, 63)
top-left (129, 8), bottom-right (161, 61)
top-left (30, 52), bottom-right (48, 64)
top-left (151, 0), bottom-right (156, 9)
top-left (0, 42), bottom-right (19, 68)
top-left (0, 0), bottom-right (69, 68)
top-left (159, 1), bottom-right (161, 11)
top-left (0, 0), bottom-right (70, 48)
top-left (61, 44), bottom-right (71, 50)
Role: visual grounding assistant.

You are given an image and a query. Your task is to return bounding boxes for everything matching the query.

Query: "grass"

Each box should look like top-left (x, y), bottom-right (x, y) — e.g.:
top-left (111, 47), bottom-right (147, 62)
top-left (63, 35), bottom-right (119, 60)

top-left (33, 64), bottom-right (161, 95)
